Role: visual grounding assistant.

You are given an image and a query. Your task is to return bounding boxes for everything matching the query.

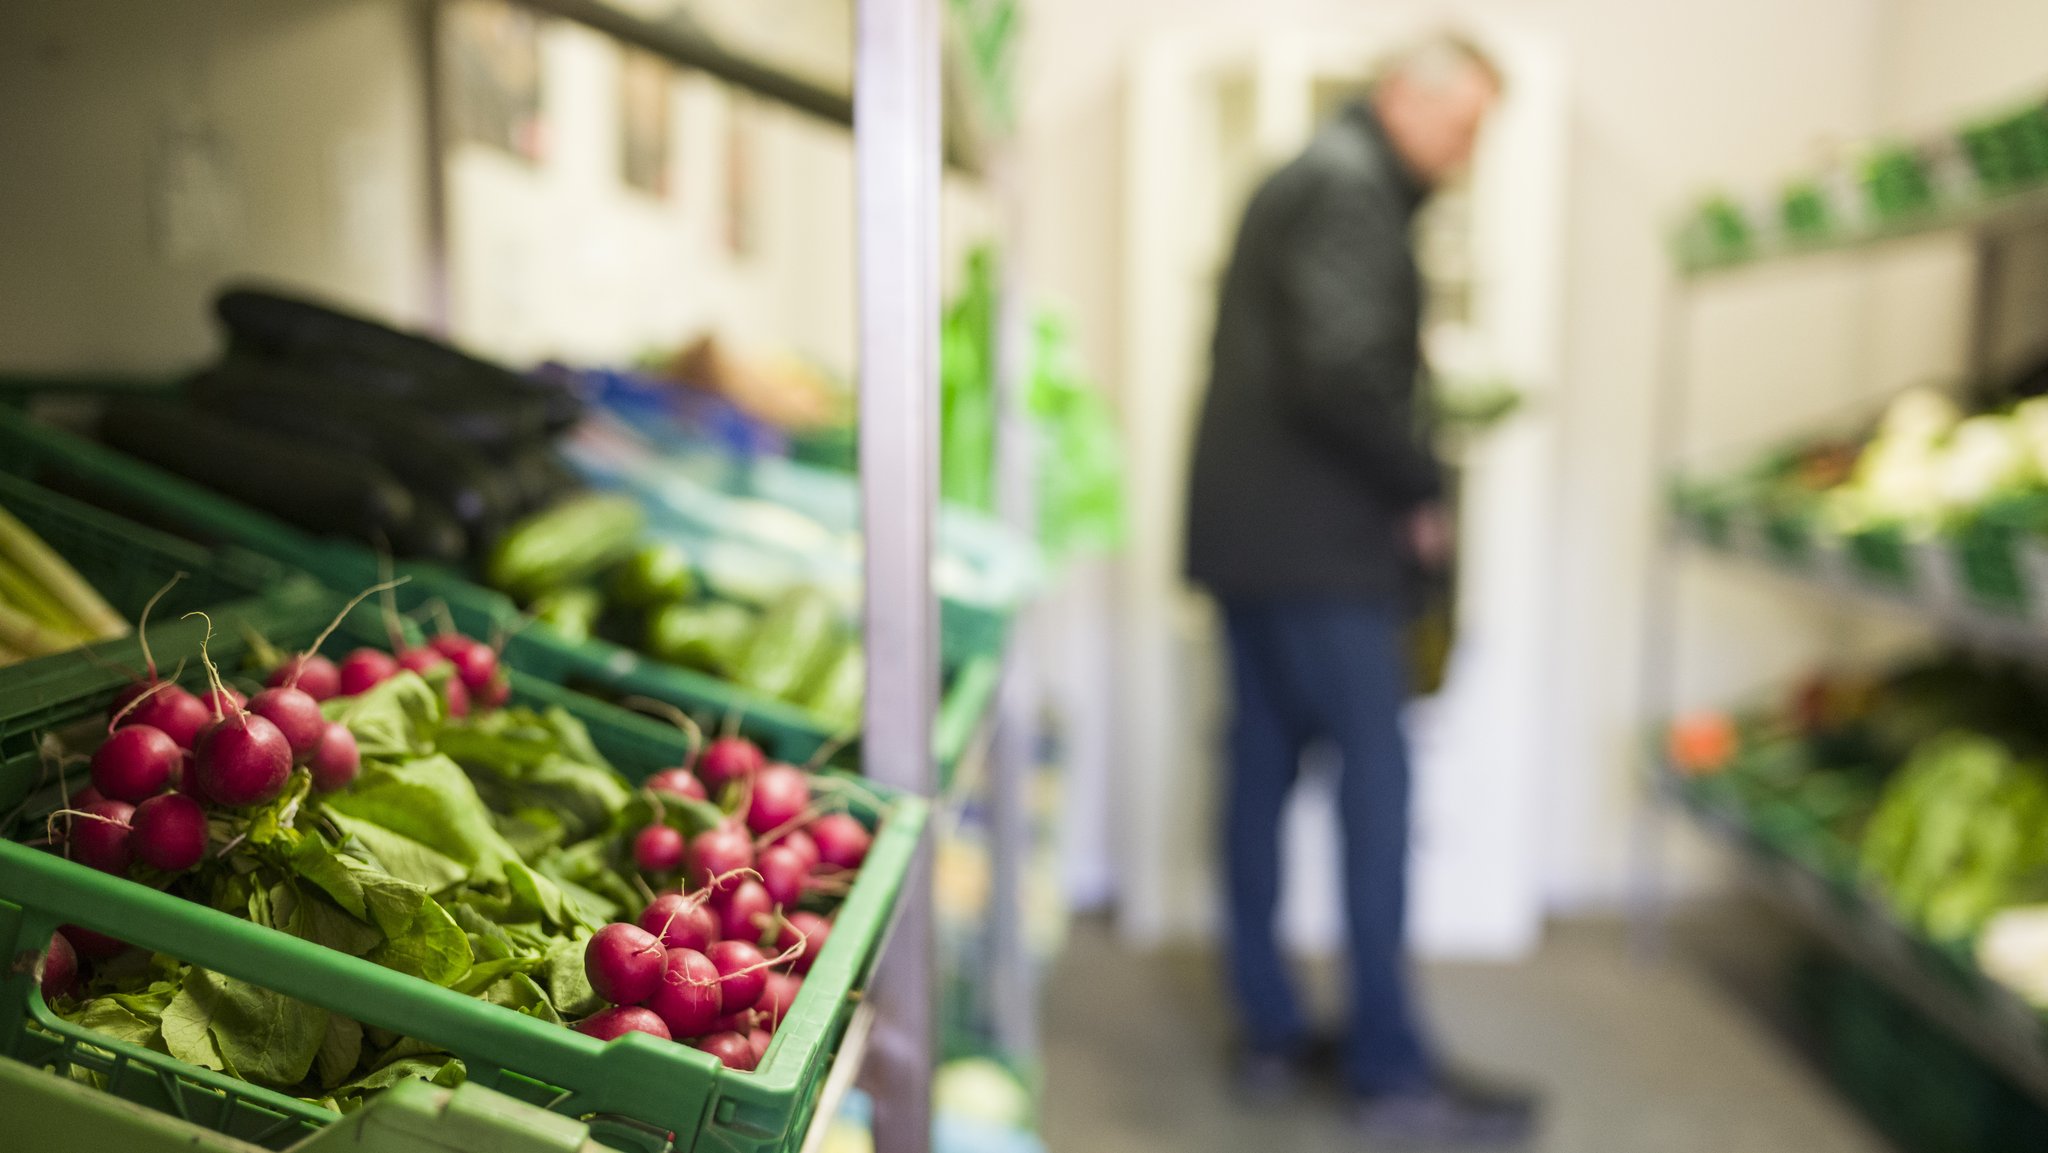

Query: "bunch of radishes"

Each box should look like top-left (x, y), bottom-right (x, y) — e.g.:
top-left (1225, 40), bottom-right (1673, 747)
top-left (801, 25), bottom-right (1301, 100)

top-left (61, 623), bottom-right (356, 879)
top-left (573, 732), bottom-right (872, 1070)
top-left (322, 628), bottom-right (510, 718)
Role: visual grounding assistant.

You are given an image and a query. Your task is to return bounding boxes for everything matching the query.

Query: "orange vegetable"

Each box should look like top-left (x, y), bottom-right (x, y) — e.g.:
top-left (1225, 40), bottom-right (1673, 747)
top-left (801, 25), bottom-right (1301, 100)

top-left (1669, 712), bottom-right (1739, 776)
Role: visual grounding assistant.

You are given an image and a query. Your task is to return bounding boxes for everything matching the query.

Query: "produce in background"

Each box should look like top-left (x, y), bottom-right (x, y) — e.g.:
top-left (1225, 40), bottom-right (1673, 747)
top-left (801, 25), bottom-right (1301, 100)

top-left (1859, 731), bottom-right (2048, 943)
top-left (19, 593), bottom-right (870, 1109)
top-left (0, 499), bottom-right (128, 666)
top-left (85, 287), bottom-right (581, 563)
top-left (485, 494), bottom-right (864, 728)
top-left (1679, 383), bottom-right (2048, 548)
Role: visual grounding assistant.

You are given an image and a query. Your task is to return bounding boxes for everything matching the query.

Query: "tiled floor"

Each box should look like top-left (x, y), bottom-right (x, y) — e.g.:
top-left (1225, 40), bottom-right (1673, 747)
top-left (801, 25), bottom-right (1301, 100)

top-left (1042, 910), bottom-right (1889, 1153)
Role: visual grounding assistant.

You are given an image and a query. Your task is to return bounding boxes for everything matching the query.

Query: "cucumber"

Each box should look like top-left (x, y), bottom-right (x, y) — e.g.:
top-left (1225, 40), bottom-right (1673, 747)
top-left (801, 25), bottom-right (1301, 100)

top-left (99, 397), bottom-right (427, 556)
top-left (796, 640), bottom-right (863, 729)
top-left (733, 587), bottom-right (843, 702)
top-left (529, 585), bottom-right (604, 644)
top-left (644, 601), bottom-right (755, 674)
top-left (188, 361), bottom-right (524, 551)
top-left (215, 287), bottom-right (583, 435)
top-left (486, 494), bottom-right (645, 601)
top-left (608, 541), bottom-right (696, 608)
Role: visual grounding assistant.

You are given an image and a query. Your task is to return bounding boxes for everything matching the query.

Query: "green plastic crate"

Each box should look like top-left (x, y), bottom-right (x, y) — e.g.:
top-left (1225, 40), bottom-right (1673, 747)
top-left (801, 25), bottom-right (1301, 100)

top-left (0, 590), bottom-right (927, 1153)
top-left (0, 1062), bottom-right (605, 1153)
top-left (0, 406), bottom-right (999, 778)
top-left (1949, 496), bottom-right (2048, 615)
top-left (1843, 525), bottom-right (1915, 593)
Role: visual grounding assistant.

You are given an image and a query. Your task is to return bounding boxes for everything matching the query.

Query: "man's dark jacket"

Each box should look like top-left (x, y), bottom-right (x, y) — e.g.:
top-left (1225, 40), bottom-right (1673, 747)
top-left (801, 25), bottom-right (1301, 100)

top-left (1185, 101), bottom-right (1441, 603)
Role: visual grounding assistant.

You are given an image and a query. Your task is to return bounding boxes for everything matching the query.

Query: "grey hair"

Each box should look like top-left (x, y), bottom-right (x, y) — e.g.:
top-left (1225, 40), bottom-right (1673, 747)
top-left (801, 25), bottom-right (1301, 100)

top-left (1376, 32), bottom-right (1505, 94)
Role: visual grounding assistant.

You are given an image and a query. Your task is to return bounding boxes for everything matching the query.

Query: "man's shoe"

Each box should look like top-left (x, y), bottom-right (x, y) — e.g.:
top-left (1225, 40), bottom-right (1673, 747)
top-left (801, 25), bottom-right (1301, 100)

top-left (1352, 1077), bottom-right (1537, 1147)
top-left (1232, 1048), bottom-right (1307, 1104)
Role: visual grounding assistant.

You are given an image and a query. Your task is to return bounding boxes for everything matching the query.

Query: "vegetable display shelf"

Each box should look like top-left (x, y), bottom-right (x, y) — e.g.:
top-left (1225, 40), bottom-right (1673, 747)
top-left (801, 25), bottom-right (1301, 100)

top-left (1662, 771), bottom-right (2048, 1107)
top-left (0, 589), bottom-right (929, 1153)
top-left (0, 406), bottom-right (999, 783)
top-left (0, 470), bottom-right (300, 673)
top-left (1670, 500), bottom-right (2048, 661)
top-left (1677, 181), bottom-right (2048, 278)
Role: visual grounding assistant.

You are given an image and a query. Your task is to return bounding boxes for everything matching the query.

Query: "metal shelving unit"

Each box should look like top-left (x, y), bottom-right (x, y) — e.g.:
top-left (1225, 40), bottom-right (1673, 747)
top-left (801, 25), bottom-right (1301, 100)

top-left (1644, 145), bottom-right (2048, 1109)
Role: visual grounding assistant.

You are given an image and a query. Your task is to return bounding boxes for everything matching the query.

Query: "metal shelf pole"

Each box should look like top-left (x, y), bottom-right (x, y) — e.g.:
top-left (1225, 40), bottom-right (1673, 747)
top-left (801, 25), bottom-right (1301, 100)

top-left (988, 143), bottom-right (1040, 1064)
top-left (855, 0), bottom-right (942, 1150)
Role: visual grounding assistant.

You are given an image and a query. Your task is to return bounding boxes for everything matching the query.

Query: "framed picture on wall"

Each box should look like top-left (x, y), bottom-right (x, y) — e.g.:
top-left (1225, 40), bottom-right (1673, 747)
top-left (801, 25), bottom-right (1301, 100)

top-left (725, 92), bottom-right (759, 258)
top-left (444, 0), bottom-right (546, 163)
top-left (620, 47), bottom-right (673, 197)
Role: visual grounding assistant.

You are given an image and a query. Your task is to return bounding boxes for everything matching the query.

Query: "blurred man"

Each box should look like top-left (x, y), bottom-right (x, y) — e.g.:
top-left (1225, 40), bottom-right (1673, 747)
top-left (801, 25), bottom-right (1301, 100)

top-left (1184, 34), bottom-right (1534, 1144)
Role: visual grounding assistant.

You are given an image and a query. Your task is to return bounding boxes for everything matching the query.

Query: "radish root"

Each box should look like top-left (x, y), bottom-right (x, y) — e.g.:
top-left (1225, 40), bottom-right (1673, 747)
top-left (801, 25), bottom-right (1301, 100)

top-left (135, 572), bottom-right (186, 681)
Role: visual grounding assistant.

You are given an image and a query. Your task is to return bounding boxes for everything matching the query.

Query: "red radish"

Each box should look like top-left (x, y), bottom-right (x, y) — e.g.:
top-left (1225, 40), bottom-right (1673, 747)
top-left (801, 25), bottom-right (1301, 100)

top-left (694, 1030), bottom-right (756, 1071)
top-left (61, 923), bottom-right (128, 960)
top-left (397, 647), bottom-right (450, 676)
top-left (771, 828), bottom-right (820, 873)
top-left (310, 724), bottom-right (361, 793)
top-left (584, 923), bottom-right (666, 1005)
top-left (634, 825), bottom-right (686, 873)
top-left (441, 674), bottom-right (471, 719)
top-left (699, 736), bottom-right (765, 791)
top-left (127, 685), bottom-right (210, 749)
top-left (338, 648), bottom-right (399, 696)
top-left (639, 893), bottom-right (718, 952)
top-left (248, 686), bottom-right (325, 762)
top-left (173, 753), bottom-right (208, 801)
top-left (89, 725), bottom-right (180, 802)
top-left (778, 912), bottom-right (830, 975)
top-left (67, 799), bottom-right (135, 873)
top-left (575, 1005), bottom-right (672, 1042)
top-left (756, 845), bottom-right (809, 907)
top-left (688, 824), bottom-right (755, 892)
top-left (429, 633), bottom-right (478, 660)
top-left (39, 932), bottom-right (77, 1001)
top-left (646, 768), bottom-right (707, 803)
top-left (648, 947), bottom-right (722, 1037)
top-left (709, 1008), bottom-right (757, 1035)
top-left (747, 1028), bottom-right (771, 1064)
top-left (758, 971), bottom-right (802, 1028)
top-left (109, 678), bottom-right (161, 718)
top-left (269, 654), bottom-right (341, 702)
top-left (809, 813), bottom-right (871, 870)
top-left (706, 939), bottom-right (769, 1012)
top-left (715, 880), bottom-right (772, 944)
top-left (476, 673), bottom-right (511, 710)
top-left (200, 685), bottom-right (247, 715)
top-left (449, 643), bottom-right (498, 693)
top-left (193, 713), bottom-right (292, 807)
top-left (131, 793), bottom-right (208, 872)
top-left (71, 784), bottom-right (105, 807)
top-left (746, 764), bottom-right (811, 836)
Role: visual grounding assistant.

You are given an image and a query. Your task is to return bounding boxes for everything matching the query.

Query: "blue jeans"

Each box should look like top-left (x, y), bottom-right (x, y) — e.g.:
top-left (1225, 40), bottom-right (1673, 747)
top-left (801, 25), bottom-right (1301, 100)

top-left (1220, 598), bottom-right (1433, 1095)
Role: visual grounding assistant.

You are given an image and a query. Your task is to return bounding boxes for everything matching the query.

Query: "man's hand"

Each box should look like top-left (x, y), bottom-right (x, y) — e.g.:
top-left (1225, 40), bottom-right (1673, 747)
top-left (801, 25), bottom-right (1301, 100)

top-left (1409, 502), bottom-right (1454, 571)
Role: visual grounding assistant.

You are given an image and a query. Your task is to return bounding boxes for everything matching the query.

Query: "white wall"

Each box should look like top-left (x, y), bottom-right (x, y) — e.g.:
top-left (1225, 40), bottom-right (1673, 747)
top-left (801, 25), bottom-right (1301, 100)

top-left (445, 16), bottom-right (994, 373)
top-left (1017, 0), bottom-right (1896, 933)
top-left (0, 0), bottom-right (432, 371)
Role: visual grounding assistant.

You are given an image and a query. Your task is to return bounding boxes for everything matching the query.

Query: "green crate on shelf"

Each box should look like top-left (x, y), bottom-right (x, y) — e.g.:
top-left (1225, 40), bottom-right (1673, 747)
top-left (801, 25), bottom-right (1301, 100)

top-left (1865, 146), bottom-right (1938, 223)
top-left (1760, 507), bottom-right (1816, 569)
top-left (1801, 958), bottom-right (2048, 1153)
top-left (1780, 182), bottom-right (1833, 243)
top-left (0, 591), bottom-right (927, 1153)
top-left (1949, 496), bottom-right (2048, 615)
top-left (0, 471), bottom-right (294, 632)
top-left (1843, 525), bottom-right (1915, 592)
top-left (0, 405), bottom-right (1001, 779)
top-left (0, 1061), bottom-right (604, 1153)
